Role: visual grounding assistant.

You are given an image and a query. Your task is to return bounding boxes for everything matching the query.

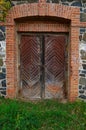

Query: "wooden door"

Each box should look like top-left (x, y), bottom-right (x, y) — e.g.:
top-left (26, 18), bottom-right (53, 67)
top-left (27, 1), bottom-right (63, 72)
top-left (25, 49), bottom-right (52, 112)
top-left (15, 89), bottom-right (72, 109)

top-left (19, 35), bottom-right (41, 99)
top-left (19, 34), bottom-right (66, 99)
top-left (45, 35), bottom-right (66, 99)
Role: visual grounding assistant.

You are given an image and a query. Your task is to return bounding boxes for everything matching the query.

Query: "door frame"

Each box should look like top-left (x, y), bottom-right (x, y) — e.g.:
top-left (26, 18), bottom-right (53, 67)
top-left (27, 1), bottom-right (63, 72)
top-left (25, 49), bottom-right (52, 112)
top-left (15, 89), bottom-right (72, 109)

top-left (17, 32), bottom-right (69, 99)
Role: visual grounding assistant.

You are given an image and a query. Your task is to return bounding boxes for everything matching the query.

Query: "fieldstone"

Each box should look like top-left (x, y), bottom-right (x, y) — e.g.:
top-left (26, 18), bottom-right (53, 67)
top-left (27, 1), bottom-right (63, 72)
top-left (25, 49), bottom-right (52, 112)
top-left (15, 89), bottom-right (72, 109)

top-left (47, 0), bottom-right (59, 3)
top-left (82, 70), bottom-right (86, 74)
top-left (83, 33), bottom-right (86, 41)
top-left (27, 0), bottom-right (38, 3)
top-left (84, 3), bottom-right (86, 8)
top-left (79, 77), bottom-right (86, 85)
top-left (79, 90), bottom-right (84, 93)
top-left (62, 2), bottom-right (69, 6)
top-left (84, 9), bottom-right (86, 13)
top-left (67, 0), bottom-right (73, 2)
top-left (1, 91), bottom-right (6, 95)
top-left (80, 27), bottom-right (85, 34)
top-left (0, 32), bottom-right (5, 41)
top-left (83, 60), bottom-right (86, 63)
top-left (79, 73), bottom-right (85, 77)
top-left (2, 68), bottom-right (6, 73)
top-left (71, 1), bottom-right (82, 7)
top-left (0, 88), bottom-right (2, 91)
top-left (79, 85), bottom-right (82, 89)
top-left (0, 59), bottom-right (3, 66)
top-left (82, 64), bottom-right (86, 69)
top-left (80, 50), bottom-right (86, 60)
top-left (61, 0), bottom-right (67, 2)
top-left (10, 0), bottom-right (15, 6)
top-left (79, 70), bottom-right (81, 73)
top-left (80, 13), bottom-right (86, 22)
top-left (1, 80), bottom-right (6, 87)
top-left (0, 87), bottom-right (6, 96)
top-left (80, 8), bottom-right (82, 12)
top-left (0, 67), bottom-right (2, 72)
top-left (79, 35), bottom-right (82, 41)
top-left (83, 86), bottom-right (86, 90)
top-left (0, 26), bottom-right (5, 33)
top-left (16, 0), bottom-right (38, 5)
top-left (0, 73), bottom-right (6, 79)
top-left (0, 88), bottom-right (6, 91)
top-left (82, 0), bottom-right (86, 3)
top-left (0, 52), bottom-right (5, 58)
top-left (79, 95), bottom-right (86, 99)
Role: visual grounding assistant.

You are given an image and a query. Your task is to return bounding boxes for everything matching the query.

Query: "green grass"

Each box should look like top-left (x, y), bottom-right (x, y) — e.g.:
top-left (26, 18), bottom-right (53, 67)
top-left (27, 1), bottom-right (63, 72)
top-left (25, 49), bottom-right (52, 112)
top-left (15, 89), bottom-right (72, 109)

top-left (0, 98), bottom-right (86, 130)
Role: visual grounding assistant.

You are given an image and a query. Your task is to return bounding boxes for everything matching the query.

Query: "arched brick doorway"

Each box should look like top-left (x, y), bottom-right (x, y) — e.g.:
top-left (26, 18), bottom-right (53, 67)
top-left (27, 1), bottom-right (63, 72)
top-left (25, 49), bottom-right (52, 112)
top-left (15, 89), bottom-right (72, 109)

top-left (6, 1), bottom-right (80, 101)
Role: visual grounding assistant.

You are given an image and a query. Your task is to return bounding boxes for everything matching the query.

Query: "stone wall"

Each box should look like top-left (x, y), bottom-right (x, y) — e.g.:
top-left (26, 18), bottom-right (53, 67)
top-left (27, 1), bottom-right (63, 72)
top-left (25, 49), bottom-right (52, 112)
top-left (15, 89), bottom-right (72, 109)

top-left (79, 28), bottom-right (86, 99)
top-left (0, 26), bottom-right (6, 97)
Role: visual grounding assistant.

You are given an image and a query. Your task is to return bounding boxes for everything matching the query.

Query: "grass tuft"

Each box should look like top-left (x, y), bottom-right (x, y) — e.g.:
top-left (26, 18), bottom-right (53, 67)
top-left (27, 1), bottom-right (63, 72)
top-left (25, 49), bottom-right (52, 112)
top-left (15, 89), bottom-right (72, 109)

top-left (0, 98), bottom-right (86, 130)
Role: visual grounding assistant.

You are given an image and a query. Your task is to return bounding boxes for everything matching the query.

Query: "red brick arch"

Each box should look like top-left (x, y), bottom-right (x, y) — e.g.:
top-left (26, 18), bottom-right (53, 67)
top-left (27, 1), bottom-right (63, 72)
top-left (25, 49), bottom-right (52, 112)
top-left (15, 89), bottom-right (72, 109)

top-left (6, 3), bottom-right (80, 25)
top-left (6, 3), bottom-right (80, 102)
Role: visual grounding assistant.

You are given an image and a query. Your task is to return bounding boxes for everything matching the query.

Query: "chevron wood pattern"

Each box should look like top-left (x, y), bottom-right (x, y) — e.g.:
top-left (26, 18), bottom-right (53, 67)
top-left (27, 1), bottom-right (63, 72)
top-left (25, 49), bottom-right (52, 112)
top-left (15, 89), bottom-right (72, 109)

top-left (20, 34), bottom-right (66, 99)
top-left (20, 35), bottom-right (41, 99)
top-left (45, 35), bottom-right (66, 99)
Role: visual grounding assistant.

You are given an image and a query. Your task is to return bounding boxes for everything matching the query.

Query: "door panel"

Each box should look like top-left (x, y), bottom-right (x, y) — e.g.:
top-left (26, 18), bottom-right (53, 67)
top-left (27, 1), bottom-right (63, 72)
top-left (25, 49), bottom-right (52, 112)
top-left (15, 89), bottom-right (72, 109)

top-left (19, 34), bottom-right (66, 99)
top-left (45, 35), bottom-right (66, 99)
top-left (20, 35), bottom-right (41, 99)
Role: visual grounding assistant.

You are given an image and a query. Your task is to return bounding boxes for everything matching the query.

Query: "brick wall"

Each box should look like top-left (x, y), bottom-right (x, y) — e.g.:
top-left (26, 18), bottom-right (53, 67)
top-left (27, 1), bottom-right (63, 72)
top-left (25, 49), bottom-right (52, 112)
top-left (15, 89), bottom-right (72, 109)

top-left (17, 21), bottom-right (69, 32)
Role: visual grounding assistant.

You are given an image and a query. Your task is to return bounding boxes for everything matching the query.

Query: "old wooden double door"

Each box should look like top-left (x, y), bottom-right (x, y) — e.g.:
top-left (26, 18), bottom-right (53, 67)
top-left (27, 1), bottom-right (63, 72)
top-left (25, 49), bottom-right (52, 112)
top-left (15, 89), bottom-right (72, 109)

top-left (19, 34), bottom-right (66, 99)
